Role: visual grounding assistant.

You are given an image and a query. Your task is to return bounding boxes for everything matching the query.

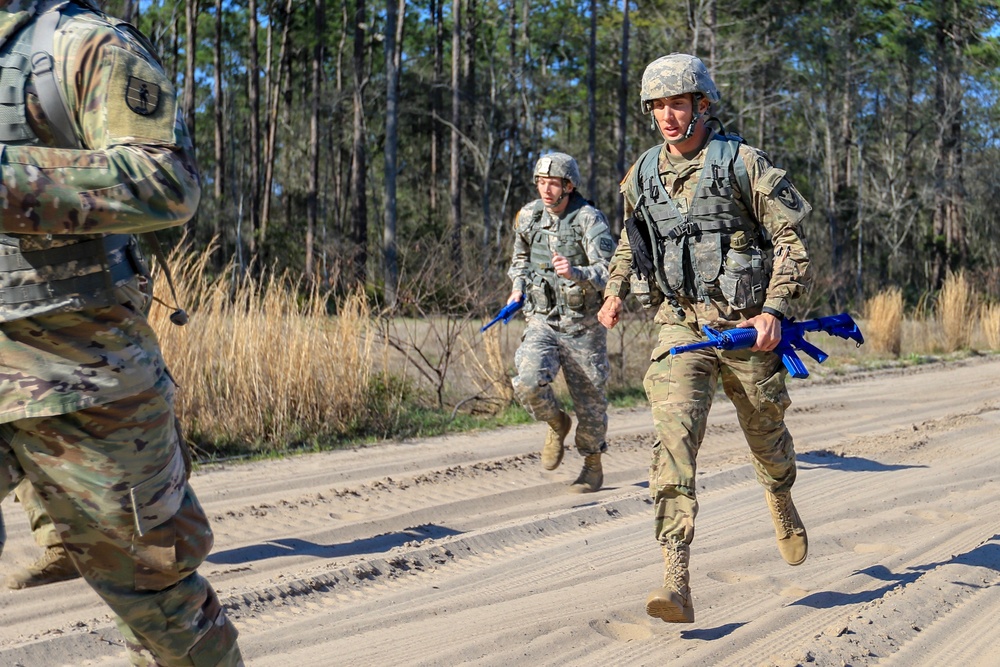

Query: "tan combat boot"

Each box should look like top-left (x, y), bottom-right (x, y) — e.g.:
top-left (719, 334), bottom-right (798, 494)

top-left (6, 545), bottom-right (81, 590)
top-left (765, 489), bottom-right (808, 566)
top-left (541, 411), bottom-right (571, 470)
top-left (568, 452), bottom-right (603, 493)
top-left (645, 540), bottom-right (694, 623)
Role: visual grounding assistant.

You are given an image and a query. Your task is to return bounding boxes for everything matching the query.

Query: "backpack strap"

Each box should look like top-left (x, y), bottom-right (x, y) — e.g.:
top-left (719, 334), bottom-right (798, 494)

top-left (30, 4), bottom-right (81, 149)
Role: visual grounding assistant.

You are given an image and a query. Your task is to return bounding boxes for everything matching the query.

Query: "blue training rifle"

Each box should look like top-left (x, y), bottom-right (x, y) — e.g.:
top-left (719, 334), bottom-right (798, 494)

top-left (481, 296), bottom-right (525, 333)
top-left (668, 312), bottom-right (865, 379)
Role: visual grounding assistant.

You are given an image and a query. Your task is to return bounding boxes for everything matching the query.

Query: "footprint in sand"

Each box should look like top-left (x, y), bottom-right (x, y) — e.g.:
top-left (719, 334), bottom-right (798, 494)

top-left (588, 618), bottom-right (655, 641)
top-left (906, 508), bottom-right (971, 524)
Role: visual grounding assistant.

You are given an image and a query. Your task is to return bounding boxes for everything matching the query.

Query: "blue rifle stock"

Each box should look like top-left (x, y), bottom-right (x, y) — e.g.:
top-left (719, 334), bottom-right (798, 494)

top-left (481, 296), bottom-right (525, 333)
top-left (668, 312), bottom-right (865, 379)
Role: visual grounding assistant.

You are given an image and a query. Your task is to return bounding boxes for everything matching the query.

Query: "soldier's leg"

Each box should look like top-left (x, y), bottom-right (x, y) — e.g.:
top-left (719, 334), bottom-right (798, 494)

top-left (720, 350), bottom-right (806, 565)
top-left (1, 427), bottom-right (27, 560)
top-left (6, 480), bottom-right (81, 589)
top-left (8, 376), bottom-right (242, 667)
top-left (511, 322), bottom-right (572, 469)
top-left (559, 325), bottom-right (609, 492)
top-left (643, 323), bottom-right (719, 623)
top-left (15, 480), bottom-right (63, 548)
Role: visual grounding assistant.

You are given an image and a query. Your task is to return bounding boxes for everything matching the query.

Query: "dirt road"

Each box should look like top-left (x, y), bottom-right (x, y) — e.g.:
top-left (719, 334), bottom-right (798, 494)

top-left (2, 356), bottom-right (999, 666)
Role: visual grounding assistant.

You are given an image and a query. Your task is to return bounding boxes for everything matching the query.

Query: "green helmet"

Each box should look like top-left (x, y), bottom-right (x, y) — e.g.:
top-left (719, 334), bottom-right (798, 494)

top-left (640, 53), bottom-right (720, 114)
top-left (533, 152), bottom-right (580, 187)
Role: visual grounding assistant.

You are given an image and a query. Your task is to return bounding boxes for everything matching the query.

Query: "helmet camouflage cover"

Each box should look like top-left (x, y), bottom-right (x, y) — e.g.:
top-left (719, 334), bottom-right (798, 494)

top-left (533, 152), bottom-right (580, 187)
top-left (640, 53), bottom-right (720, 113)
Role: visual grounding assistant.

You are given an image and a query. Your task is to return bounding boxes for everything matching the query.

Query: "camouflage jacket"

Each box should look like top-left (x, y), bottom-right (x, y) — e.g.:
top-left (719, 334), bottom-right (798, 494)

top-left (508, 194), bottom-right (614, 332)
top-left (606, 132), bottom-right (811, 328)
top-left (0, 0), bottom-right (199, 423)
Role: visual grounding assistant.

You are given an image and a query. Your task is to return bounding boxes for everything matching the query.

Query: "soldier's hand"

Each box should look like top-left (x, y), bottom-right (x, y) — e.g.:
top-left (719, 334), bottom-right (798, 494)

top-left (738, 312), bottom-right (781, 352)
top-left (598, 296), bottom-right (623, 330)
top-left (508, 290), bottom-right (524, 305)
top-left (552, 252), bottom-right (574, 279)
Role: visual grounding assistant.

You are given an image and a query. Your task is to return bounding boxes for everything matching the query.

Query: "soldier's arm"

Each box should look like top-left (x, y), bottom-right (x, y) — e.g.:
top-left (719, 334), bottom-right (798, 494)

top-left (604, 167), bottom-right (640, 300)
top-left (739, 145), bottom-right (812, 318)
top-left (507, 207), bottom-right (534, 294)
top-left (0, 22), bottom-right (200, 235)
top-left (566, 208), bottom-right (613, 290)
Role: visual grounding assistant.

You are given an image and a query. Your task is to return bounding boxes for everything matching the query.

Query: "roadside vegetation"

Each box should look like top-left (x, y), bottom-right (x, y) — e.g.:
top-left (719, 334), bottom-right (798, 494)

top-left (150, 248), bottom-right (998, 461)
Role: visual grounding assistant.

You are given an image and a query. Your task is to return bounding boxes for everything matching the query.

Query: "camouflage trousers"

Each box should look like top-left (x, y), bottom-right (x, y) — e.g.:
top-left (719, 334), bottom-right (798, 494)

top-left (511, 319), bottom-right (609, 454)
top-left (644, 323), bottom-right (797, 545)
top-left (0, 374), bottom-right (242, 667)
top-left (12, 477), bottom-right (62, 548)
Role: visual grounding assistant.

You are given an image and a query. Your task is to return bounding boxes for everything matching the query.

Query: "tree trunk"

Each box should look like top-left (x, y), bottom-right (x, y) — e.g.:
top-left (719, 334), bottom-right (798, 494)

top-left (247, 0), bottom-right (260, 257)
top-left (261, 0), bottom-right (294, 255)
top-left (383, 0), bottom-right (404, 306)
top-left (449, 0), bottom-right (462, 263)
top-left (430, 0), bottom-right (444, 215)
top-left (350, 0), bottom-right (369, 286)
top-left (586, 0), bottom-right (596, 198)
top-left (212, 0), bottom-right (224, 252)
top-left (306, 0), bottom-right (326, 281)
top-left (613, 0), bottom-right (629, 237)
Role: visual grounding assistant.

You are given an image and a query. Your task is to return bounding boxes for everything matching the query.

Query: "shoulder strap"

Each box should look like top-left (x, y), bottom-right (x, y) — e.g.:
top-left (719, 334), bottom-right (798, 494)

top-left (30, 5), bottom-right (81, 149)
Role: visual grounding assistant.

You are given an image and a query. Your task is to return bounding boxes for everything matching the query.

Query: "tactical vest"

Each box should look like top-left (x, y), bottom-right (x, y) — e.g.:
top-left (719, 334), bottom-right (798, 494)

top-left (0, 0), bottom-right (146, 323)
top-left (523, 192), bottom-right (602, 321)
top-left (633, 133), bottom-right (765, 307)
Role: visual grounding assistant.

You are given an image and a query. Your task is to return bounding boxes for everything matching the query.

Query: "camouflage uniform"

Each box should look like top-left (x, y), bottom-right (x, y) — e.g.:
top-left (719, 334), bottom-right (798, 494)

top-left (508, 154), bottom-right (615, 459)
top-left (0, 1), bottom-right (241, 665)
top-left (606, 60), bottom-right (811, 550)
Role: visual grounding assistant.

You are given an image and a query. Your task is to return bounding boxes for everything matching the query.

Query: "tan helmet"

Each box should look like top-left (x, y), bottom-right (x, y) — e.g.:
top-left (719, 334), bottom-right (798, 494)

top-left (533, 152), bottom-right (581, 187)
top-left (640, 53), bottom-right (720, 114)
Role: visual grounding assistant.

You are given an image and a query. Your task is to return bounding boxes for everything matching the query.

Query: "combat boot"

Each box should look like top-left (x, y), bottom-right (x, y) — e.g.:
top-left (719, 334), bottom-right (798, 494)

top-left (568, 452), bottom-right (603, 493)
top-left (645, 540), bottom-right (694, 623)
top-left (541, 411), bottom-right (571, 470)
top-left (6, 545), bottom-right (81, 589)
top-left (765, 489), bottom-right (808, 566)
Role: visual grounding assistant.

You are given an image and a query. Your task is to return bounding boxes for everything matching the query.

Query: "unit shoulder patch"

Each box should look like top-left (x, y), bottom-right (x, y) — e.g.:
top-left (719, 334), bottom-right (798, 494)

top-left (125, 76), bottom-right (160, 116)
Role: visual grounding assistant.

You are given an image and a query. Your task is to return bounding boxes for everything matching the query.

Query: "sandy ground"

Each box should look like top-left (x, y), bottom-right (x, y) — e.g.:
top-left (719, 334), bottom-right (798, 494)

top-left (1, 355), bottom-right (999, 667)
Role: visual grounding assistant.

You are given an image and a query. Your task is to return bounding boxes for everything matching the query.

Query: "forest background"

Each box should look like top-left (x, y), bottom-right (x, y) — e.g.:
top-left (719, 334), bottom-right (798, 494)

top-left (103, 0), bottom-right (1000, 454)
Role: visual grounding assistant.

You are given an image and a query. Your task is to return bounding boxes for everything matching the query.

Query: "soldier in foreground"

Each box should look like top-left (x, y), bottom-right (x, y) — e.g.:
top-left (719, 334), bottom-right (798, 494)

top-left (0, 0), bottom-right (242, 664)
top-left (598, 54), bottom-right (812, 623)
top-left (507, 153), bottom-right (616, 492)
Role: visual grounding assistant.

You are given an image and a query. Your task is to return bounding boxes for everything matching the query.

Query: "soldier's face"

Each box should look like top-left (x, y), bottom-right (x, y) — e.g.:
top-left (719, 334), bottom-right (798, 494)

top-left (651, 95), bottom-right (696, 141)
top-left (536, 176), bottom-right (573, 212)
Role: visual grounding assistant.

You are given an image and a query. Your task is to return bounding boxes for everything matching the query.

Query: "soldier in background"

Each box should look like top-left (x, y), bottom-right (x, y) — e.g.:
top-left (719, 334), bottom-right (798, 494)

top-left (0, 0), bottom-right (242, 664)
top-left (507, 152), bottom-right (616, 493)
top-left (598, 53), bottom-right (812, 623)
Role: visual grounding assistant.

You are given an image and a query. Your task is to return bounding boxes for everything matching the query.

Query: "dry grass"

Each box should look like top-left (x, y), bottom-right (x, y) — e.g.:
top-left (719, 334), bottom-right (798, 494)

top-left (936, 270), bottom-right (976, 352)
top-left (864, 287), bottom-right (904, 357)
top-left (149, 245), bottom-right (392, 451)
top-left (981, 303), bottom-right (1000, 350)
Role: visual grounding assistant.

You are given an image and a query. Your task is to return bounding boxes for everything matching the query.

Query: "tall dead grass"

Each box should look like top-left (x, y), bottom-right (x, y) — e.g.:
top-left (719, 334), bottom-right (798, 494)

top-left (981, 303), bottom-right (1000, 350)
top-left (936, 270), bottom-right (976, 352)
top-left (863, 287), bottom-right (903, 357)
top-left (149, 245), bottom-right (393, 451)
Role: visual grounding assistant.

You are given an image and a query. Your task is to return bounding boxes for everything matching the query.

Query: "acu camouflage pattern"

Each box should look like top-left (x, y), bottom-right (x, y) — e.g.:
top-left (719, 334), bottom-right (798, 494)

top-left (0, 1), bottom-right (240, 665)
top-left (606, 130), bottom-right (811, 546)
top-left (511, 319), bottom-right (609, 455)
top-left (533, 152), bottom-right (581, 187)
top-left (508, 192), bottom-right (614, 333)
top-left (508, 187), bottom-right (614, 455)
top-left (640, 53), bottom-right (720, 113)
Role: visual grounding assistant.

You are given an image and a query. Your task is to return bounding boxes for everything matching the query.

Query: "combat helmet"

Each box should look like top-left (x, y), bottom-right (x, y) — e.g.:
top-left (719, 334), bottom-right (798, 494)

top-left (640, 53), bottom-right (720, 114)
top-left (533, 152), bottom-right (581, 187)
